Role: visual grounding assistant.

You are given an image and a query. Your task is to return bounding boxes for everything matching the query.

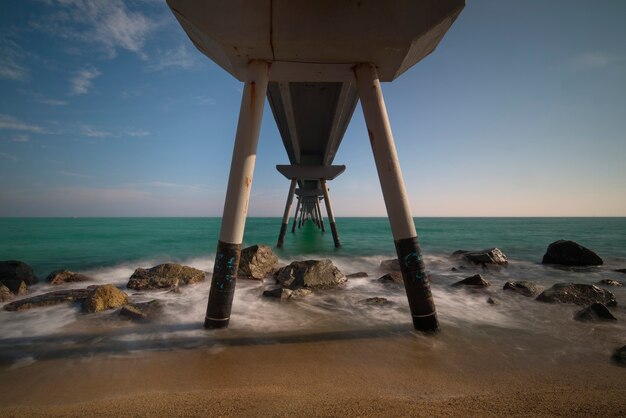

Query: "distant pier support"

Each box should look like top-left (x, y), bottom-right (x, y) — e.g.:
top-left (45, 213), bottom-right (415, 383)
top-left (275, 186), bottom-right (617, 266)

top-left (354, 63), bottom-right (438, 332)
top-left (204, 60), bottom-right (270, 330)
top-left (276, 165), bottom-right (345, 246)
top-left (321, 180), bottom-right (340, 247)
top-left (316, 199), bottom-right (325, 231)
top-left (291, 197), bottom-right (300, 233)
top-left (277, 179), bottom-right (297, 247)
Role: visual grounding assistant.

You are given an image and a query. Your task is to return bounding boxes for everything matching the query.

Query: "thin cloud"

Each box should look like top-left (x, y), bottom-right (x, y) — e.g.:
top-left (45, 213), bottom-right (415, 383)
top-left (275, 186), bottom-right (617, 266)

top-left (146, 45), bottom-right (198, 72)
top-left (197, 96), bottom-right (216, 106)
top-left (572, 52), bottom-right (624, 70)
top-left (59, 170), bottom-right (93, 179)
top-left (70, 67), bottom-right (101, 95)
top-left (0, 39), bottom-right (29, 81)
top-left (0, 114), bottom-right (45, 133)
top-left (80, 125), bottom-right (112, 138)
top-left (34, 0), bottom-right (157, 58)
top-left (0, 152), bottom-right (19, 162)
top-left (125, 130), bottom-right (150, 137)
top-left (12, 134), bottom-right (30, 143)
top-left (37, 97), bottom-right (68, 106)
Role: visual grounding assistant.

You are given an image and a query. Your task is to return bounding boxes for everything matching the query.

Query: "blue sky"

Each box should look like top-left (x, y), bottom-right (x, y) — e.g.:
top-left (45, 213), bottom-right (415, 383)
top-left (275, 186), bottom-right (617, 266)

top-left (0, 0), bottom-right (625, 217)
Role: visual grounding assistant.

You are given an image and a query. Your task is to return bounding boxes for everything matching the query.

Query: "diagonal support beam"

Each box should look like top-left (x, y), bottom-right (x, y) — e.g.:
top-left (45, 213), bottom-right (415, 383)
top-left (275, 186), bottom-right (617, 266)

top-left (354, 62), bottom-right (438, 333)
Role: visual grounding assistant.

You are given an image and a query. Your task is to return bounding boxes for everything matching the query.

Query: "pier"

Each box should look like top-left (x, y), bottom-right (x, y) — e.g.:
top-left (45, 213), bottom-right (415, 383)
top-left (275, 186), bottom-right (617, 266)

top-left (167, 0), bottom-right (465, 332)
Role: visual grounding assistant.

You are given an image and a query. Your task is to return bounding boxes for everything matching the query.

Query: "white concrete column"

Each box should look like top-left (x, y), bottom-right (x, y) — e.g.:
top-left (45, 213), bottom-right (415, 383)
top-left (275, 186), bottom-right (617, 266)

top-left (205, 60), bottom-right (270, 329)
top-left (321, 180), bottom-right (340, 247)
top-left (354, 62), bottom-right (438, 332)
top-left (277, 179), bottom-right (297, 247)
top-left (291, 197), bottom-right (300, 233)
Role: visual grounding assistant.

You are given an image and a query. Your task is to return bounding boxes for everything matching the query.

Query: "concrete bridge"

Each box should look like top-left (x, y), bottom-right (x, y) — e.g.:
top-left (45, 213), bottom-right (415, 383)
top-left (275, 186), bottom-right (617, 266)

top-left (167, 0), bottom-right (465, 332)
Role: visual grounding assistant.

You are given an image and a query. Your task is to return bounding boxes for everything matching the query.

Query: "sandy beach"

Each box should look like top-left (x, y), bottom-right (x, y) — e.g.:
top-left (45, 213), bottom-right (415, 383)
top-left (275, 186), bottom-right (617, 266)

top-left (1, 326), bottom-right (624, 417)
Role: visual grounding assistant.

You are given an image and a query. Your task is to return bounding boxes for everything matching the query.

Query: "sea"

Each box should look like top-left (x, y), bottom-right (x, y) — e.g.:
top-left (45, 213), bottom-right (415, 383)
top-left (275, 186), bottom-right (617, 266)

top-left (1, 217), bottom-right (625, 364)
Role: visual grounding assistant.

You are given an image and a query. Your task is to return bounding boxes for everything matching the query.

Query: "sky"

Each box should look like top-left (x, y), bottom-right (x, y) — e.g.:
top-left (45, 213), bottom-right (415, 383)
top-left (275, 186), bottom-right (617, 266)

top-left (0, 0), bottom-right (625, 217)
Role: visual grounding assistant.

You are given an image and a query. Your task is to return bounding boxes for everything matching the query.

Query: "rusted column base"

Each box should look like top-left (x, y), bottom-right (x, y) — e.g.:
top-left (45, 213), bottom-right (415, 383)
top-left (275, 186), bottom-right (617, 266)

top-left (330, 222), bottom-right (341, 248)
top-left (204, 241), bottom-right (241, 329)
top-left (394, 236), bottom-right (438, 332)
top-left (277, 223), bottom-right (288, 248)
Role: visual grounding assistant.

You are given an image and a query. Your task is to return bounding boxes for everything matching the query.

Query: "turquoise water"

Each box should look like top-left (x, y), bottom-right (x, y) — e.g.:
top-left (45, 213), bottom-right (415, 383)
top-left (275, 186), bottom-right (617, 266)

top-left (1, 217), bottom-right (625, 276)
top-left (1, 217), bottom-right (625, 358)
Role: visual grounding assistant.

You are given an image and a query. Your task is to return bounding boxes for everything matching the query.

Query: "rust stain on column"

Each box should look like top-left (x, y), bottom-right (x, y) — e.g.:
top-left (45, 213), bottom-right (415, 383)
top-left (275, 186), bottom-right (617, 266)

top-left (250, 81), bottom-right (256, 113)
top-left (367, 129), bottom-right (375, 146)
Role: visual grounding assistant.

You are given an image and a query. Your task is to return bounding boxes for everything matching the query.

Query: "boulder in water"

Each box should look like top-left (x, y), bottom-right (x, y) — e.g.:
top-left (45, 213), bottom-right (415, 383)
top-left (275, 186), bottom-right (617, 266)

top-left (238, 245), bottom-right (278, 279)
top-left (541, 240), bottom-right (603, 266)
top-left (536, 283), bottom-right (616, 306)
top-left (612, 346), bottom-right (626, 367)
top-left (614, 269), bottom-right (626, 274)
top-left (4, 288), bottom-right (92, 311)
top-left (46, 269), bottom-right (91, 285)
top-left (262, 287), bottom-right (312, 300)
top-left (574, 303), bottom-right (617, 322)
top-left (0, 284), bottom-right (13, 302)
top-left (503, 281), bottom-right (543, 297)
top-left (360, 297), bottom-right (393, 306)
top-left (598, 279), bottom-right (622, 287)
top-left (275, 259), bottom-right (345, 290)
top-left (127, 263), bottom-right (205, 290)
top-left (1, 280), bottom-right (28, 296)
top-left (119, 300), bottom-right (162, 322)
top-left (452, 274), bottom-right (491, 287)
top-left (347, 272), bottom-right (369, 278)
top-left (82, 284), bottom-right (128, 313)
top-left (377, 272), bottom-right (403, 285)
top-left (379, 259), bottom-right (401, 272)
top-left (487, 297), bottom-right (499, 305)
top-left (0, 260), bottom-right (38, 287)
top-left (452, 248), bottom-right (508, 266)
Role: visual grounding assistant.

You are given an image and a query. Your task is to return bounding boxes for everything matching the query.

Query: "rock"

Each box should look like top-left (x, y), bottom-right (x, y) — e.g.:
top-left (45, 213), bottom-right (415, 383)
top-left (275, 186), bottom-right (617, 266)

top-left (0, 284), bottom-right (13, 302)
top-left (452, 248), bottom-right (508, 266)
top-left (360, 297), bottom-right (393, 306)
top-left (262, 287), bottom-right (312, 300)
top-left (263, 287), bottom-right (292, 300)
top-left (452, 274), bottom-right (491, 287)
top-left (119, 300), bottom-right (162, 322)
top-left (290, 288), bottom-right (313, 298)
top-left (503, 281), bottom-right (543, 297)
top-left (574, 303), bottom-right (617, 322)
top-left (82, 284), bottom-right (129, 313)
top-left (346, 272), bottom-right (369, 278)
top-left (275, 259), bottom-right (346, 289)
top-left (46, 269), bottom-right (91, 285)
top-left (536, 283), bottom-right (617, 306)
top-left (4, 288), bottom-right (92, 311)
top-left (541, 240), bottom-right (603, 266)
top-left (380, 259), bottom-right (401, 272)
top-left (238, 245), bottom-right (278, 279)
top-left (614, 269), bottom-right (626, 274)
top-left (612, 346), bottom-right (626, 366)
top-left (127, 263), bottom-right (205, 290)
top-left (598, 279), bottom-right (622, 287)
top-left (1, 280), bottom-right (28, 296)
top-left (487, 297), bottom-right (499, 305)
top-left (377, 272), bottom-right (403, 284)
top-left (0, 260), bottom-right (38, 287)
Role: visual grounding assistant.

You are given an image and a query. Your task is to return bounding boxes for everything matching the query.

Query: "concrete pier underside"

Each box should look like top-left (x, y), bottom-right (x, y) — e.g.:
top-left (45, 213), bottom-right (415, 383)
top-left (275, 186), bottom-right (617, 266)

top-left (167, 0), bottom-right (465, 331)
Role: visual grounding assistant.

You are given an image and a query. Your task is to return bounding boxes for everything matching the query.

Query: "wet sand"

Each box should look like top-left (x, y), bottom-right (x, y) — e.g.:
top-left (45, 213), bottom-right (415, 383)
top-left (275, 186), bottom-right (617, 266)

top-left (0, 328), bottom-right (624, 417)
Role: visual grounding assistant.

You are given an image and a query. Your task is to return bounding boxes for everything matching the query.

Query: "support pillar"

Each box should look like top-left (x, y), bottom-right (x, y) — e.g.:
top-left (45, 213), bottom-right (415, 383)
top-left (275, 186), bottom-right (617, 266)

top-left (277, 179), bottom-right (297, 247)
top-left (291, 197), bottom-right (300, 233)
top-left (204, 60), bottom-right (270, 329)
top-left (321, 180), bottom-right (340, 247)
top-left (354, 63), bottom-right (438, 332)
top-left (316, 199), bottom-right (325, 231)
